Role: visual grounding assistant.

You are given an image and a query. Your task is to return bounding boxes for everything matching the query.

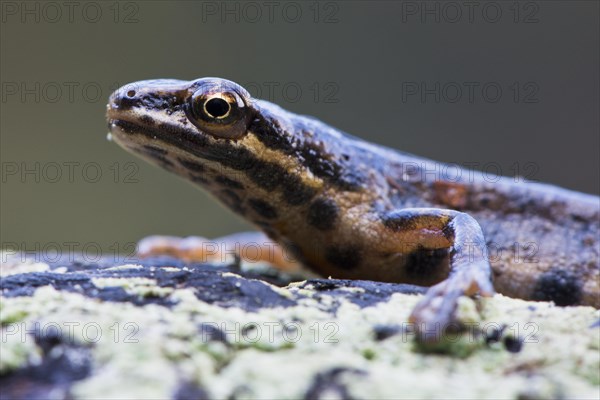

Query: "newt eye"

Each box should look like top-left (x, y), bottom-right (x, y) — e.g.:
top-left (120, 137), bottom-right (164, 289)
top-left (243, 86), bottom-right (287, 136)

top-left (188, 83), bottom-right (251, 139)
top-left (204, 97), bottom-right (231, 119)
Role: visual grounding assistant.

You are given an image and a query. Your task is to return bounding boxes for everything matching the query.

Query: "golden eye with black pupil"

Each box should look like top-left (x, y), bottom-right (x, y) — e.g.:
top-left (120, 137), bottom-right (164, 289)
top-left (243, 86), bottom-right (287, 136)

top-left (204, 96), bottom-right (230, 119)
top-left (187, 85), bottom-right (252, 140)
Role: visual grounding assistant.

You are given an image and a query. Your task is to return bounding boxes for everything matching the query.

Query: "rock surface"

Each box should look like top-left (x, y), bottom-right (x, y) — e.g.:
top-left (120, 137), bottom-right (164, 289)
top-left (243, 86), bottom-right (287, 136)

top-left (1, 253), bottom-right (598, 399)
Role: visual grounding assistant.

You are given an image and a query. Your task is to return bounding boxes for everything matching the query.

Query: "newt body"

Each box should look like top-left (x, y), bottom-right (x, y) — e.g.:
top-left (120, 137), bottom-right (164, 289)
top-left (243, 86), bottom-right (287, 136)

top-left (106, 78), bottom-right (599, 335)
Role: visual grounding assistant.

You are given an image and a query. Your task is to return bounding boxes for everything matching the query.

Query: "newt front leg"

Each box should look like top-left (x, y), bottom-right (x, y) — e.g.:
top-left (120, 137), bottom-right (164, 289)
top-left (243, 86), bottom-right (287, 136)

top-left (382, 208), bottom-right (495, 341)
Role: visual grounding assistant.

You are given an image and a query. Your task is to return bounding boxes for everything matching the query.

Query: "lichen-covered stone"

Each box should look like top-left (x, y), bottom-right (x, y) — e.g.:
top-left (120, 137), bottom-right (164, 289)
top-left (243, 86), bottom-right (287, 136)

top-left (1, 254), bottom-right (598, 399)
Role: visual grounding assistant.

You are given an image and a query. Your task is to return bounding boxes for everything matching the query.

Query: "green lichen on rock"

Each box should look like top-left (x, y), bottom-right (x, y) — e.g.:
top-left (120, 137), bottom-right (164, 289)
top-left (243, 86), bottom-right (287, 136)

top-left (0, 256), bottom-right (598, 399)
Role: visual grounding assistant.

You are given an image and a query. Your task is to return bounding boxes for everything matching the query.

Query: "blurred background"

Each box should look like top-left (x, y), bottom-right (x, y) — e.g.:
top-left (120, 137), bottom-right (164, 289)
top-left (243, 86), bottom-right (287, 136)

top-left (1, 1), bottom-right (598, 257)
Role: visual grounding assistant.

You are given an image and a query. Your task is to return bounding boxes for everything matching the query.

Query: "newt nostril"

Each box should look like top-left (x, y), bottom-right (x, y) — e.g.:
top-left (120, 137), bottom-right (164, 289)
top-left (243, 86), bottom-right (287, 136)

top-left (110, 88), bottom-right (138, 110)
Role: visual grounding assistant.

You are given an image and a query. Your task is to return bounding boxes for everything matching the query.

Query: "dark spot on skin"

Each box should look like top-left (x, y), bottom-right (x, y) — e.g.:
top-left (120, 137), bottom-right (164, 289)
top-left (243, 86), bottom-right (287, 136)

top-left (325, 246), bottom-right (362, 270)
top-left (405, 248), bottom-right (449, 284)
top-left (190, 175), bottom-right (209, 185)
top-left (280, 174), bottom-right (316, 205)
top-left (298, 142), bottom-right (364, 191)
top-left (531, 268), bottom-right (582, 306)
top-left (140, 115), bottom-right (155, 125)
top-left (307, 198), bottom-right (338, 231)
top-left (139, 145), bottom-right (175, 169)
top-left (248, 199), bottom-right (278, 219)
top-left (201, 143), bottom-right (257, 171)
top-left (249, 115), bottom-right (295, 153)
top-left (143, 144), bottom-right (167, 156)
top-left (177, 158), bottom-right (206, 172)
top-left (298, 142), bottom-right (335, 176)
top-left (298, 142), bottom-right (343, 182)
top-left (154, 154), bottom-right (175, 168)
top-left (246, 161), bottom-right (286, 191)
top-left (503, 336), bottom-right (523, 353)
top-left (221, 189), bottom-right (242, 203)
top-left (218, 190), bottom-right (246, 215)
top-left (215, 175), bottom-right (244, 189)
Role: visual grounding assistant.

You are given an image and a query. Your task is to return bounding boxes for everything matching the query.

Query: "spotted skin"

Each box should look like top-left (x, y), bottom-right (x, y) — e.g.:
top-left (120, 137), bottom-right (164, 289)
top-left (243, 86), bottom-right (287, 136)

top-left (324, 245), bottom-right (363, 270)
top-left (307, 198), bottom-right (339, 231)
top-left (248, 198), bottom-right (278, 220)
top-left (215, 175), bottom-right (244, 189)
top-left (107, 78), bottom-right (600, 339)
top-left (177, 158), bottom-right (206, 172)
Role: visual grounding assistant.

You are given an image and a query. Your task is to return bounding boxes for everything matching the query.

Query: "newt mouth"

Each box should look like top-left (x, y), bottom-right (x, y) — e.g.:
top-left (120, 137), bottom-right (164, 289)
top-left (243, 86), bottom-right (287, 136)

top-left (107, 118), bottom-right (145, 137)
top-left (106, 96), bottom-right (148, 137)
top-left (108, 117), bottom-right (208, 149)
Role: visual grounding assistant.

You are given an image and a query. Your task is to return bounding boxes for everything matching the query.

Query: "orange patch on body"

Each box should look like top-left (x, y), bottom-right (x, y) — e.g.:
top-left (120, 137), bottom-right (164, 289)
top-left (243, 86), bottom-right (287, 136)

top-left (433, 181), bottom-right (468, 209)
